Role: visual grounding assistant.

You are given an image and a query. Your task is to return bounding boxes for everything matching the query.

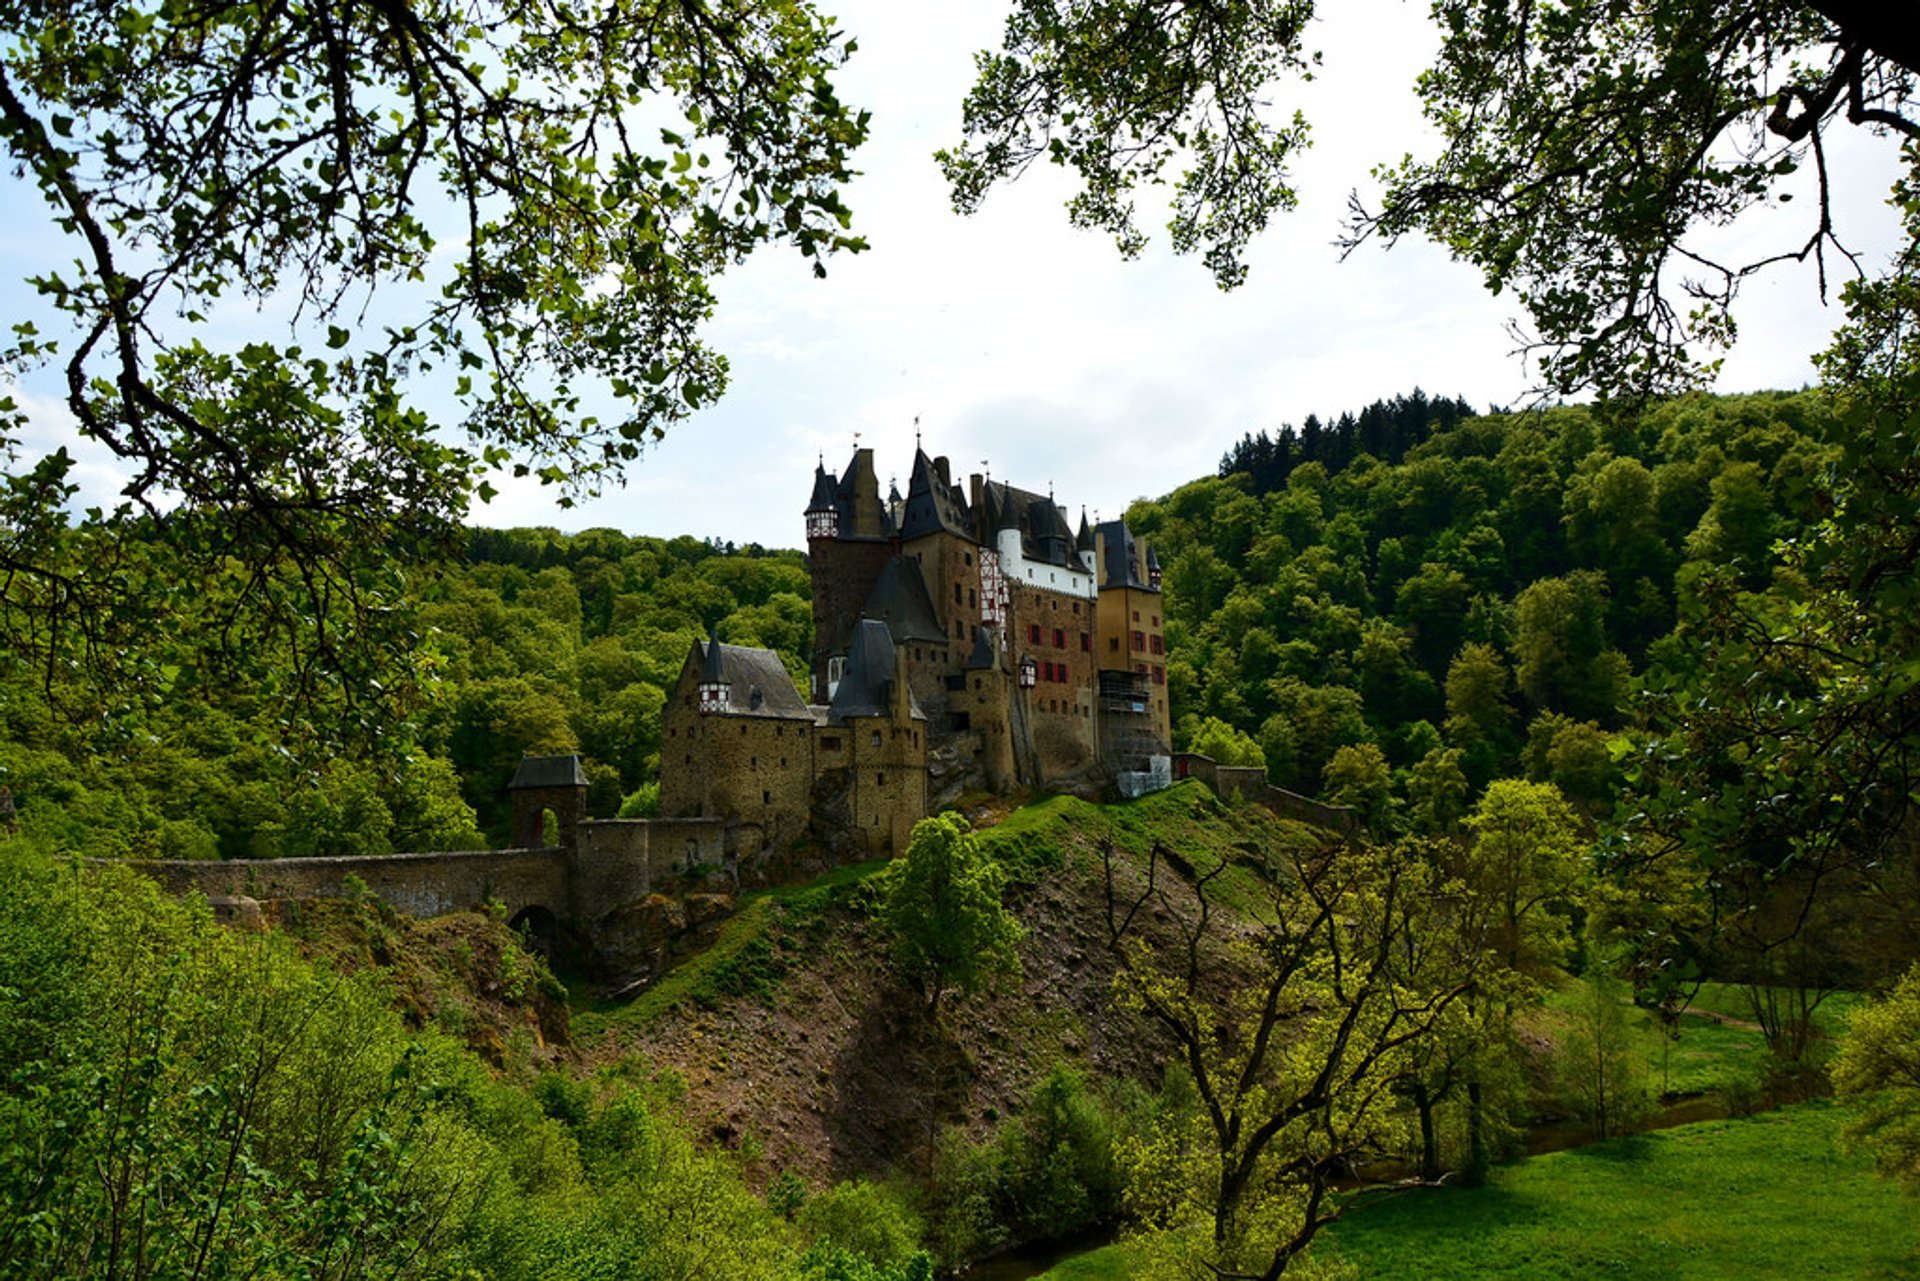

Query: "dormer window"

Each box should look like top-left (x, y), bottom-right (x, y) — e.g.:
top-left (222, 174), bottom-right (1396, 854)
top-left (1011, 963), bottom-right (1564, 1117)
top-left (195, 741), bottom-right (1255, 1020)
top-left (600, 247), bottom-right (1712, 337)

top-left (806, 508), bottom-right (839, 540)
top-left (697, 679), bottom-right (729, 714)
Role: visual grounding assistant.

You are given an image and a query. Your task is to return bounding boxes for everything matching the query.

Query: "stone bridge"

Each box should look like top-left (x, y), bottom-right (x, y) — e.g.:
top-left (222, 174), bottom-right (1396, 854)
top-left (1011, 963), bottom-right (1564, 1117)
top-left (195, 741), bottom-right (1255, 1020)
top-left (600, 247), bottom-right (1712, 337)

top-left (127, 757), bottom-right (729, 950)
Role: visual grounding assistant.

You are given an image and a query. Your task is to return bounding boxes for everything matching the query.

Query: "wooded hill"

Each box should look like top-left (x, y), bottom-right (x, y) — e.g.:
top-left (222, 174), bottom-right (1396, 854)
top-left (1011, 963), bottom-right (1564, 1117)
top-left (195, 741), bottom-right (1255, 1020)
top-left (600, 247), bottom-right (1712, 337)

top-left (0, 390), bottom-right (1834, 863)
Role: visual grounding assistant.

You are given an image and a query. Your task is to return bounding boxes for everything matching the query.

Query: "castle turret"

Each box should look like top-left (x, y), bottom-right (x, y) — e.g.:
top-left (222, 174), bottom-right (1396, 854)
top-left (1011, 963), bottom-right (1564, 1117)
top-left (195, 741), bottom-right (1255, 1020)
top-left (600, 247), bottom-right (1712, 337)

top-left (806, 462), bottom-right (839, 541)
top-left (697, 627), bottom-right (730, 715)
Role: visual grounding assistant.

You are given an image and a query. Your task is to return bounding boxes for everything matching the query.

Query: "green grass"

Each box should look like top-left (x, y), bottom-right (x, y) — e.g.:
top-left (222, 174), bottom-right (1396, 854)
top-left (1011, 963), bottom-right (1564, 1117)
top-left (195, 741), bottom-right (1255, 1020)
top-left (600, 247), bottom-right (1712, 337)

top-left (1322, 1100), bottom-right (1920, 1279)
top-left (1687, 981), bottom-right (1863, 1039)
top-left (1042, 1102), bottom-right (1920, 1280)
top-left (1030, 1242), bottom-right (1138, 1279)
top-left (975, 781), bottom-right (1327, 919)
top-left (1533, 982), bottom-right (1771, 1100)
top-left (572, 857), bottom-right (892, 1035)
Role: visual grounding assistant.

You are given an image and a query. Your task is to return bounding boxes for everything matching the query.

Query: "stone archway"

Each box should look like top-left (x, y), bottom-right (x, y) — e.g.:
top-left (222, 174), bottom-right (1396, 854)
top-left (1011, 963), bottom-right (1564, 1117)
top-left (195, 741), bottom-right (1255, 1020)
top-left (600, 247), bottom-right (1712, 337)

top-left (508, 903), bottom-right (561, 959)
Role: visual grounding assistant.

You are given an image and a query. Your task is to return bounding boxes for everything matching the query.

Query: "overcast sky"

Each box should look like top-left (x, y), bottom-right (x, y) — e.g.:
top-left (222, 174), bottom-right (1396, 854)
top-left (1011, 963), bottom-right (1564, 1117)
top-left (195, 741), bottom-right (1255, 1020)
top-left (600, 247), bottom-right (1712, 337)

top-left (4, 0), bottom-right (1908, 552)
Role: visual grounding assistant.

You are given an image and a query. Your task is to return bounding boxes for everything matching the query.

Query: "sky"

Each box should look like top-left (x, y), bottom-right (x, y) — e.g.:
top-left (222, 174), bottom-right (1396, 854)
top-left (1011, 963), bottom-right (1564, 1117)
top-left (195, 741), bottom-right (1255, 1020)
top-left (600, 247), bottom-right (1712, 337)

top-left (3, 0), bottom-right (1909, 552)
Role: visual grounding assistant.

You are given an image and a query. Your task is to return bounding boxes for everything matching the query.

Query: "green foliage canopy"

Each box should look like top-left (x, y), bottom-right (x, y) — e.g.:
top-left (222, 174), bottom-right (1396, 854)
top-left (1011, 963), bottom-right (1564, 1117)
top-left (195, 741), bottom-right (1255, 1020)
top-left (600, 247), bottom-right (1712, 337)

top-left (880, 813), bottom-right (1025, 1019)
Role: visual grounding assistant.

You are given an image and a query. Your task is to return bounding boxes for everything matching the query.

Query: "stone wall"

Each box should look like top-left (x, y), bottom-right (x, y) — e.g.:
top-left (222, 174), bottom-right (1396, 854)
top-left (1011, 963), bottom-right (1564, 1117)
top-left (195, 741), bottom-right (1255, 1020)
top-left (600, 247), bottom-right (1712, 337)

top-left (1172, 754), bottom-right (1359, 837)
top-left (135, 848), bottom-right (572, 920)
top-left (662, 707), bottom-right (815, 856)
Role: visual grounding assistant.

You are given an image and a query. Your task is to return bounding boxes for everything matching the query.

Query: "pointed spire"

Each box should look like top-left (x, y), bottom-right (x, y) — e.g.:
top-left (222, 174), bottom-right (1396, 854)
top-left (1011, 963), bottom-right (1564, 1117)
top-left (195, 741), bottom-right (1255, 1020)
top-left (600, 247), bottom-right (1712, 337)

top-left (1076, 507), bottom-right (1094, 551)
top-left (697, 626), bottom-right (731, 714)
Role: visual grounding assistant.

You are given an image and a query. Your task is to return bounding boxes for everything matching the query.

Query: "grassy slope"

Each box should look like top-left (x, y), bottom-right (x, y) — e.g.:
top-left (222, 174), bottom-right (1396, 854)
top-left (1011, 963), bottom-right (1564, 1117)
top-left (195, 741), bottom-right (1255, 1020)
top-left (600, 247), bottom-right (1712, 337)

top-left (1042, 1101), bottom-right (1920, 1280)
top-left (567, 782), bottom-right (1326, 1184)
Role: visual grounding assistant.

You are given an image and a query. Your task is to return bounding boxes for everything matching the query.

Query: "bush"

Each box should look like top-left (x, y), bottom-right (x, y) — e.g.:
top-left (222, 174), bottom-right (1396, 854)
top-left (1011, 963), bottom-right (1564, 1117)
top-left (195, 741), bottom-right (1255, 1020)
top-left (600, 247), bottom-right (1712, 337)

top-left (798, 1179), bottom-right (923, 1270)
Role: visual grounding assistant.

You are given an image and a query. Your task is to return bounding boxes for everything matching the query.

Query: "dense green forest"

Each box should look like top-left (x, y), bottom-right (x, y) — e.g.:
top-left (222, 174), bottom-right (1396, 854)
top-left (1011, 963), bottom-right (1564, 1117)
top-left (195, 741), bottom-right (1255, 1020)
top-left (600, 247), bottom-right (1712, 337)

top-left (1152, 390), bottom-right (1827, 806)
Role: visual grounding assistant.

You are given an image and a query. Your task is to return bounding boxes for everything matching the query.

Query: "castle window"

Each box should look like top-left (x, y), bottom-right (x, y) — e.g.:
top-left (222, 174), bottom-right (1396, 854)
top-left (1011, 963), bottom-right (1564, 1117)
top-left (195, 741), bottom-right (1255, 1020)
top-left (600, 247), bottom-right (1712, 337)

top-left (684, 754), bottom-right (692, 765)
top-left (1028, 623), bottom-right (1041, 643)
top-left (1109, 637), bottom-right (1119, 652)
top-left (822, 735), bottom-right (840, 751)
top-left (1132, 630), bottom-right (1145, 652)
top-left (1133, 610), bottom-right (1140, 622)
top-left (1153, 614), bottom-right (1160, 626)
top-left (954, 582), bottom-right (962, 605)
top-left (751, 756), bottom-right (758, 769)
top-left (741, 724), bottom-right (748, 736)
top-left (871, 730), bottom-right (882, 747)
top-left (969, 588), bottom-right (977, 608)
top-left (1153, 665), bottom-right (1166, 685)
top-left (915, 648), bottom-right (922, 661)
top-left (965, 552), bottom-right (973, 567)
top-left (877, 772), bottom-right (886, 786)
top-left (669, 727), bottom-right (676, 738)
top-left (763, 790), bottom-right (771, 804)
top-left (956, 619), bottom-right (964, 639)
top-left (1081, 632), bottom-right (1091, 652)
top-left (974, 678), bottom-right (981, 691)
top-left (780, 757), bottom-right (787, 768)
top-left (1072, 601), bottom-right (1080, 614)
top-left (1053, 627), bottom-right (1065, 648)
top-left (1150, 635), bottom-right (1164, 654)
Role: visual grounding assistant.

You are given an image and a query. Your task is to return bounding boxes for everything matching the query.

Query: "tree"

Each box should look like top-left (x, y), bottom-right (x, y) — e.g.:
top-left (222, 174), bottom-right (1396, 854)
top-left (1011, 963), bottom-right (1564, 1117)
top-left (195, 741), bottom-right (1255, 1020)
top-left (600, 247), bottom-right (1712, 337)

top-left (0, 0), bottom-right (867, 734)
top-left (1832, 963), bottom-right (1920, 1188)
top-left (949, 0), bottom-right (1917, 397)
top-left (1321, 742), bottom-right (1396, 834)
top-left (1557, 969), bottom-right (1653, 1140)
top-left (879, 813), bottom-right (1024, 1019)
top-left (1101, 834), bottom-right (1481, 1279)
top-left (1187, 715), bottom-right (1267, 770)
top-left (1464, 778), bottom-right (1587, 975)
top-left (1406, 745), bottom-right (1470, 836)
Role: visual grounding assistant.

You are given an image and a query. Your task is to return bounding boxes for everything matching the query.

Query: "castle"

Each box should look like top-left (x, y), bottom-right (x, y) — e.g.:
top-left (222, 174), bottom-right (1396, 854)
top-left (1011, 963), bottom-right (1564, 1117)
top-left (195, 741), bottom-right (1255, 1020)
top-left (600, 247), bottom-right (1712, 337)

top-left (658, 442), bottom-right (1173, 860)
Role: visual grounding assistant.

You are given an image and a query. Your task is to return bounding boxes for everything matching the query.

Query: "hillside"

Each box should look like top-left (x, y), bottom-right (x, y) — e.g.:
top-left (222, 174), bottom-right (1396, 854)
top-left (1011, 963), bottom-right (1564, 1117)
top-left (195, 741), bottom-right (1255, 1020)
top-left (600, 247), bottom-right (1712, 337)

top-left (573, 782), bottom-right (1327, 1184)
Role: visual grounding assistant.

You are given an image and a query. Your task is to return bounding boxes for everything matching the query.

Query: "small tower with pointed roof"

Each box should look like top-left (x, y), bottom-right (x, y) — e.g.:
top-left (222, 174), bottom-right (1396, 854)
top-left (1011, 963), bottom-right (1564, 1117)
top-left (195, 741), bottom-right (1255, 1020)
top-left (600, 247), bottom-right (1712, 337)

top-left (696, 626), bottom-right (730, 715)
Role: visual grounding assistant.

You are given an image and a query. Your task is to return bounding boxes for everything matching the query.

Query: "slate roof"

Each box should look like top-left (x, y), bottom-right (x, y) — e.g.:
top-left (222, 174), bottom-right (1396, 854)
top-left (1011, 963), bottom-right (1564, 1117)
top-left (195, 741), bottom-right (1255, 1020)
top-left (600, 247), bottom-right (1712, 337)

top-left (966, 624), bottom-right (999, 671)
top-left (899, 449), bottom-right (976, 542)
top-left (806, 463), bottom-right (838, 512)
top-left (862, 555), bottom-right (948, 644)
top-left (693, 639), bottom-right (814, 721)
top-left (1097, 519), bottom-right (1157, 590)
top-left (508, 754), bottom-right (588, 790)
top-left (835, 448), bottom-right (895, 540)
top-left (981, 479), bottom-right (1089, 572)
top-left (829, 619), bottom-right (926, 722)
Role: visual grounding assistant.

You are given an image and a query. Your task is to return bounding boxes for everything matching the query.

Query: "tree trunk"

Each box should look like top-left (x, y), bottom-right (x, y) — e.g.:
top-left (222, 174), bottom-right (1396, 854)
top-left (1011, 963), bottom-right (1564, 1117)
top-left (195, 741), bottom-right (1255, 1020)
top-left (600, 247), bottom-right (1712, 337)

top-left (1413, 1081), bottom-right (1440, 1181)
top-left (1463, 1077), bottom-right (1489, 1188)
